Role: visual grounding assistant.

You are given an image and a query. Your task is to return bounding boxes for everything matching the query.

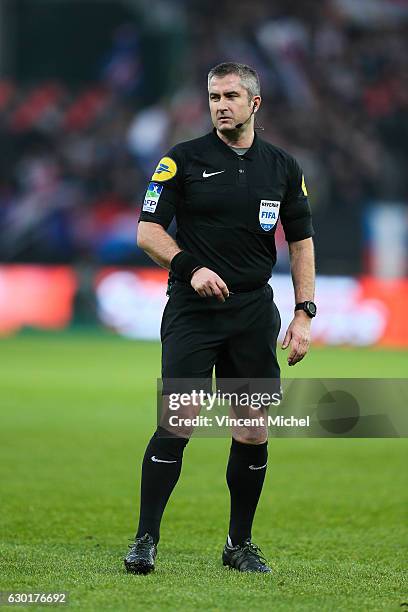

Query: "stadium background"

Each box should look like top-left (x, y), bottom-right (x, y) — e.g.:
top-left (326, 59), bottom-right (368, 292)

top-left (0, 0), bottom-right (407, 610)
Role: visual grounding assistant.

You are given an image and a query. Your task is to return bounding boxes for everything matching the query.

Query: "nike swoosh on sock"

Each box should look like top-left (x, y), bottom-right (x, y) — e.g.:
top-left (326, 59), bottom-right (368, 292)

top-left (151, 455), bottom-right (178, 464)
top-left (248, 462), bottom-right (267, 470)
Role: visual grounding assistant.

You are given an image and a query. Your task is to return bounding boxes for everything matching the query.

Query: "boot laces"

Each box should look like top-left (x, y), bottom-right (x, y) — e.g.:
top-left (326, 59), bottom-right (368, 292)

top-left (128, 534), bottom-right (153, 552)
top-left (242, 541), bottom-right (268, 564)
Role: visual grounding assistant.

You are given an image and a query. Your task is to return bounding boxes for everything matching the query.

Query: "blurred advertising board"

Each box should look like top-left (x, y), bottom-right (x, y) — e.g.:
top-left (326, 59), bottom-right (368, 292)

top-left (94, 268), bottom-right (168, 340)
top-left (0, 265), bottom-right (407, 347)
top-left (95, 270), bottom-right (408, 347)
top-left (0, 266), bottom-right (77, 335)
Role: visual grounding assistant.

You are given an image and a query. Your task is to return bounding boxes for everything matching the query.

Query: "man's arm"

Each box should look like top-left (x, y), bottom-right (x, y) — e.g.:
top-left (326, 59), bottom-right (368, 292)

top-left (137, 221), bottom-right (180, 269)
top-left (288, 237), bottom-right (315, 303)
top-left (137, 222), bottom-right (229, 301)
top-left (281, 237), bottom-right (315, 366)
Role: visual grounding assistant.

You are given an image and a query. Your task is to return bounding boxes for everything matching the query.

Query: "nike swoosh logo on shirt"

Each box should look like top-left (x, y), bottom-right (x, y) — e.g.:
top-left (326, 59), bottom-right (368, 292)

top-left (202, 170), bottom-right (225, 178)
top-left (151, 456), bottom-right (177, 463)
top-left (249, 462), bottom-right (267, 470)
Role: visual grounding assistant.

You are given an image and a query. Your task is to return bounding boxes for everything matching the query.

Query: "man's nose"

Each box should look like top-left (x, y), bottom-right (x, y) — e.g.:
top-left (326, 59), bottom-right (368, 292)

top-left (217, 100), bottom-right (229, 114)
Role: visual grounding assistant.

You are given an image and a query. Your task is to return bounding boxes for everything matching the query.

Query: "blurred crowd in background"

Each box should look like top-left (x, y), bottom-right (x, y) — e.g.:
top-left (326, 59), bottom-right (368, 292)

top-left (0, 0), bottom-right (407, 274)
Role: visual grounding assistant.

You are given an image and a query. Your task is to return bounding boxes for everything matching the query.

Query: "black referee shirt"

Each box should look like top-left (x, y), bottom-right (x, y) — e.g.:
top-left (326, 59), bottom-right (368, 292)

top-left (139, 129), bottom-right (314, 292)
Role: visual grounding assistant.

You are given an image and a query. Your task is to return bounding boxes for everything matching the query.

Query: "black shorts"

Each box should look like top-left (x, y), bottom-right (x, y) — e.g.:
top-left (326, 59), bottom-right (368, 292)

top-left (161, 282), bottom-right (281, 395)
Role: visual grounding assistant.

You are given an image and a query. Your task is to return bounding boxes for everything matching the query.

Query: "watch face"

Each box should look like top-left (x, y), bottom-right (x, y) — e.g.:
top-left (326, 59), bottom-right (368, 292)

top-left (307, 301), bottom-right (317, 316)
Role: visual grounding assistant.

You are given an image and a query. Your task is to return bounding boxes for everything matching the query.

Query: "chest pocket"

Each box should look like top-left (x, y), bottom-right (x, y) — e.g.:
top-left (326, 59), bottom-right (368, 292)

top-left (246, 186), bottom-right (284, 235)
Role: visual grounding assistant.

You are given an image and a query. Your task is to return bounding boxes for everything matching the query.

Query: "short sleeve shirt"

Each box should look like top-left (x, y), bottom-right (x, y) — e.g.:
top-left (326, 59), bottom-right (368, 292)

top-left (139, 129), bottom-right (314, 291)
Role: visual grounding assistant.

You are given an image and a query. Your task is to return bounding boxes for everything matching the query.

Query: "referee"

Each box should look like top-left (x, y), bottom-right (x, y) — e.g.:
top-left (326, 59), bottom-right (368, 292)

top-left (125, 62), bottom-right (316, 574)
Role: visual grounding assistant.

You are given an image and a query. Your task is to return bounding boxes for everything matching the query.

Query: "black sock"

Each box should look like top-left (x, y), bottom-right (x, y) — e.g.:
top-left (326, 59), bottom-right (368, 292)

top-left (136, 426), bottom-right (189, 544)
top-left (226, 438), bottom-right (268, 546)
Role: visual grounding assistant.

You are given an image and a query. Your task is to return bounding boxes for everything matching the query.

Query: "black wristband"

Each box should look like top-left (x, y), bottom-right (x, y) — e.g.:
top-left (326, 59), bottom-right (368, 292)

top-left (170, 251), bottom-right (203, 282)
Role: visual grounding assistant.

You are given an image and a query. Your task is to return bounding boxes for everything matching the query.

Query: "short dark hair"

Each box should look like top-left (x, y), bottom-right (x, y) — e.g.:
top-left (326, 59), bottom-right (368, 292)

top-left (207, 62), bottom-right (260, 101)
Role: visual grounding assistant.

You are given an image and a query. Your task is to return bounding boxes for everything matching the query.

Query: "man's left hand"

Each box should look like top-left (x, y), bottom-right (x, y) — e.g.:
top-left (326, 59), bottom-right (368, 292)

top-left (281, 312), bottom-right (312, 366)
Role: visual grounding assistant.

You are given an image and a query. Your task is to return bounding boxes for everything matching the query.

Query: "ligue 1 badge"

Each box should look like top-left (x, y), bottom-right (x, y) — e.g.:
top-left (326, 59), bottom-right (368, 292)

top-left (143, 182), bottom-right (163, 213)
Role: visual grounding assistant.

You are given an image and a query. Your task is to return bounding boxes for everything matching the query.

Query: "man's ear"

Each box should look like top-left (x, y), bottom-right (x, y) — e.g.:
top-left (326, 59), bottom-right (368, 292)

top-left (253, 97), bottom-right (261, 112)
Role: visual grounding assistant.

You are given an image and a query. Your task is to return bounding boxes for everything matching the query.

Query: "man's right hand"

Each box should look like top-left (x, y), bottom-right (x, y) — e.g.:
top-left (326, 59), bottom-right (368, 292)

top-left (190, 268), bottom-right (229, 302)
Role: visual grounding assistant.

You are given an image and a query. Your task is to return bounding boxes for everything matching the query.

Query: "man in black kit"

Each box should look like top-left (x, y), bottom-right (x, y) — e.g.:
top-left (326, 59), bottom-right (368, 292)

top-left (124, 62), bottom-right (316, 574)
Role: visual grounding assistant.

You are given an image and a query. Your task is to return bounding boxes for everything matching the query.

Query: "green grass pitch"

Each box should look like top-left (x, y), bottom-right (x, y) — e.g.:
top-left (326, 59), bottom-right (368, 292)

top-left (0, 332), bottom-right (407, 611)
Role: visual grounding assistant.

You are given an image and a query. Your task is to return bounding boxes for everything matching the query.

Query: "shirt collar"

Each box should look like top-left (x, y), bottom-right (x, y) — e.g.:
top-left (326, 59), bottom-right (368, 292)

top-left (210, 128), bottom-right (259, 161)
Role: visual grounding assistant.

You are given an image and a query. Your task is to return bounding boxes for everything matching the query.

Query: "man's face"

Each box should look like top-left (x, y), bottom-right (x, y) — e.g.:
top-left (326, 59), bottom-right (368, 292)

top-left (208, 74), bottom-right (259, 133)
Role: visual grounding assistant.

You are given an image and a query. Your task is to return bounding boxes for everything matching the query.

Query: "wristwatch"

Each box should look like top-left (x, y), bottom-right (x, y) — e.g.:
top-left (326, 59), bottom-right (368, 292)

top-left (295, 301), bottom-right (317, 318)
